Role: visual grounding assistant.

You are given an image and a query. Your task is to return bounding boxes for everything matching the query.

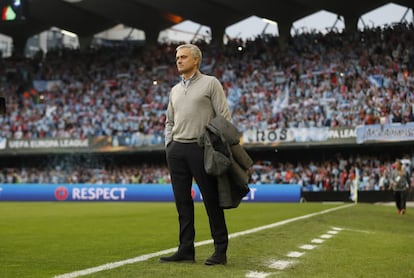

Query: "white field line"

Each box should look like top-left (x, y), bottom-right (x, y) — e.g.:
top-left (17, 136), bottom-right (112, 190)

top-left (227, 203), bottom-right (354, 239)
top-left (299, 244), bottom-right (317, 250)
top-left (54, 203), bottom-right (354, 278)
top-left (286, 251), bottom-right (305, 258)
top-left (311, 238), bottom-right (324, 244)
top-left (268, 259), bottom-right (297, 270)
top-left (256, 226), bottom-right (343, 277)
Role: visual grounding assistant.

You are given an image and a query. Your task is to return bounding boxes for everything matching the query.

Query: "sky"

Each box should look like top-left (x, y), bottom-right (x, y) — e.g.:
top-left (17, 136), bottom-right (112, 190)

top-left (158, 3), bottom-right (413, 43)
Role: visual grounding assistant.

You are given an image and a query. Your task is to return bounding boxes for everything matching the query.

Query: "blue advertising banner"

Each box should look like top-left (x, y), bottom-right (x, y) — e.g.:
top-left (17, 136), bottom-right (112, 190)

top-left (0, 184), bottom-right (301, 202)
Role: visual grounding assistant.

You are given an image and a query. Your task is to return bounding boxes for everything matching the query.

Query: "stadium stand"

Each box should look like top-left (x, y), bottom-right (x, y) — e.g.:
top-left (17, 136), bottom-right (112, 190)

top-left (0, 23), bottom-right (413, 196)
top-left (1, 23), bottom-right (413, 139)
top-left (0, 2), bottom-right (413, 203)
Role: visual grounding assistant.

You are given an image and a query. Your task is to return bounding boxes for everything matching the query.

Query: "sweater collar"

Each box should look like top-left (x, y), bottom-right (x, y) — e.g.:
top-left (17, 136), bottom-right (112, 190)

top-left (182, 70), bottom-right (201, 81)
top-left (181, 70), bottom-right (201, 87)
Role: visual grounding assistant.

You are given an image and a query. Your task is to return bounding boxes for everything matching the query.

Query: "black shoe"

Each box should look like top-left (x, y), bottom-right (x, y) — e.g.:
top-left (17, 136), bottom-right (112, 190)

top-left (159, 252), bottom-right (195, 263)
top-left (204, 253), bottom-right (227, 266)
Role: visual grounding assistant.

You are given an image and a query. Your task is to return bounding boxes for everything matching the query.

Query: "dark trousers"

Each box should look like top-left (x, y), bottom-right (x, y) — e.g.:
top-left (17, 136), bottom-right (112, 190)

top-left (394, 190), bottom-right (407, 211)
top-left (166, 141), bottom-right (228, 255)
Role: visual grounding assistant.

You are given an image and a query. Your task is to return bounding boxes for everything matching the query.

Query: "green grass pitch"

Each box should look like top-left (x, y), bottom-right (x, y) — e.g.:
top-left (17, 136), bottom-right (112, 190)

top-left (1, 202), bottom-right (413, 278)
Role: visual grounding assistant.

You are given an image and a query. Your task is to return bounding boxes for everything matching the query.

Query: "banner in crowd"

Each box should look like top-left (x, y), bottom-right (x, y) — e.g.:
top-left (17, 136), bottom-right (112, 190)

top-left (2, 124), bottom-right (413, 153)
top-left (242, 127), bottom-right (356, 145)
top-left (355, 123), bottom-right (414, 144)
top-left (0, 135), bottom-right (164, 154)
top-left (0, 127), bottom-right (357, 154)
top-left (0, 184), bottom-right (301, 202)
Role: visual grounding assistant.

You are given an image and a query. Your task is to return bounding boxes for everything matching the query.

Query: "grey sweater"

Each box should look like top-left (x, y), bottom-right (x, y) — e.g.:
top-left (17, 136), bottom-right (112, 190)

top-left (165, 70), bottom-right (231, 146)
top-left (391, 168), bottom-right (409, 191)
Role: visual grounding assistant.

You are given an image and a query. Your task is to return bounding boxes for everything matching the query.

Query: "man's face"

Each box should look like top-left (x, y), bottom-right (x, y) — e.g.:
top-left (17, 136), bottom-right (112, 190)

top-left (176, 48), bottom-right (198, 75)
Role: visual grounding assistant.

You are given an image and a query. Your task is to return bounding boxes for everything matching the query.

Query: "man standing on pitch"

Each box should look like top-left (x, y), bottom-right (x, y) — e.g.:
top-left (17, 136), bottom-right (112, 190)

top-left (160, 43), bottom-right (231, 265)
top-left (390, 159), bottom-right (410, 215)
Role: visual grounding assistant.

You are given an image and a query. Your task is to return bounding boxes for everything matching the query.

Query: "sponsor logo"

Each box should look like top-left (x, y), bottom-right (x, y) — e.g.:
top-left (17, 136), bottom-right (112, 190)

top-left (71, 187), bottom-right (127, 200)
top-left (55, 186), bottom-right (69, 201)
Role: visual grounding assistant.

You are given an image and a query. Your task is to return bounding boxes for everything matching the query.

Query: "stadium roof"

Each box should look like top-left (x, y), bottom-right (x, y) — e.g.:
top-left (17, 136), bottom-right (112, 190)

top-left (1, 0), bottom-right (413, 51)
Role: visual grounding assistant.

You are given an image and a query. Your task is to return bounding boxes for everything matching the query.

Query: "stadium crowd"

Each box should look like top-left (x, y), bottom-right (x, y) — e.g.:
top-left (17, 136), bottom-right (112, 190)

top-left (0, 22), bottom-right (414, 190)
top-left (1, 152), bottom-right (413, 192)
top-left (1, 22), bottom-right (414, 140)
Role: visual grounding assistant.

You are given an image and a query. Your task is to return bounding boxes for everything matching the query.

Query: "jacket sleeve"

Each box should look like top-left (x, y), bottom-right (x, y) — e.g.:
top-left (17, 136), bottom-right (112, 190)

top-left (230, 144), bottom-right (253, 170)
